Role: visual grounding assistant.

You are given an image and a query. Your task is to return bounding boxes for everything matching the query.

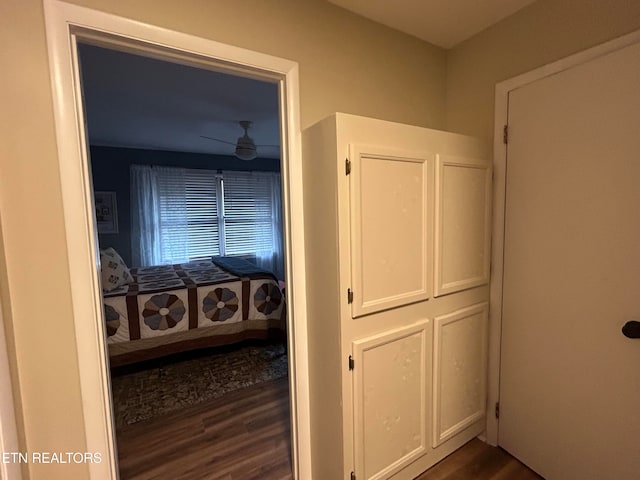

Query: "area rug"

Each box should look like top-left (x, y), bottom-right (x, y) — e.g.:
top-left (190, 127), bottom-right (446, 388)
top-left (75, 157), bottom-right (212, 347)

top-left (110, 342), bottom-right (288, 428)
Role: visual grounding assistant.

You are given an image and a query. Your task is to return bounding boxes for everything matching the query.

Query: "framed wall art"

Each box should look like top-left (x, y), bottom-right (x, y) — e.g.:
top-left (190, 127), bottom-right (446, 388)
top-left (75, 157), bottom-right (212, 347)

top-left (94, 191), bottom-right (118, 234)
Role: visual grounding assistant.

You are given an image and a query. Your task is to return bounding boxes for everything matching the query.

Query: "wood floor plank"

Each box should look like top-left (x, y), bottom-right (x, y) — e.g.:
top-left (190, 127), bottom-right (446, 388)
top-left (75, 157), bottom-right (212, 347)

top-left (415, 439), bottom-right (544, 480)
top-left (116, 376), bottom-right (292, 480)
top-left (489, 458), bottom-right (544, 480)
top-left (413, 439), bottom-right (489, 480)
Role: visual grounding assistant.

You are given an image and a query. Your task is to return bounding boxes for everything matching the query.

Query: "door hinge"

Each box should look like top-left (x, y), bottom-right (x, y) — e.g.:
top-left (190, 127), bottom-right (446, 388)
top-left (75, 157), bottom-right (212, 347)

top-left (345, 158), bottom-right (351, 175)
top-left (350, 472), bottom-right (356, 480)
top-left (503, 125), bottom-right (509, 145)
top-left (495, 402), bottom-right (500, 419)
top-left (347, 288), bottom-right (353, 304)
top-left (348, 355), bottom-right (354, 371)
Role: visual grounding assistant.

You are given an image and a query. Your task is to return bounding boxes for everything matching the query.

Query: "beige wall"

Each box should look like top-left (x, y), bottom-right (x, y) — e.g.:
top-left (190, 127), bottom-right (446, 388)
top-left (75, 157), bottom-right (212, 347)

top-left (446, 0), bottom-right (640, 141)
top-left (69, 0), bottom-right (448, 131)
top-left (0, 1), bottom-right (445, 479)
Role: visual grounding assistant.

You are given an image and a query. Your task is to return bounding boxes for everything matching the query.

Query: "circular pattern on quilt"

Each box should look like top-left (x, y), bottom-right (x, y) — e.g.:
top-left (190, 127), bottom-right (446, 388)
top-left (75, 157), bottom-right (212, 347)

top-left (137, 265), bottom-right (174, 274)
top-left (136, 272), bottom-right (178, 282)
top-left (191, 272), bottom-right (233, 284)
top-left (139, 279), bottom-right (184, 292)
top-left (142, 293), bottom-right (186, 330)
top-left (104, 304), bottom-right (120, 337)
top-left (254, 283), bottom-right (282, 315)
top-left (203, 287), bottom-right (239, 322)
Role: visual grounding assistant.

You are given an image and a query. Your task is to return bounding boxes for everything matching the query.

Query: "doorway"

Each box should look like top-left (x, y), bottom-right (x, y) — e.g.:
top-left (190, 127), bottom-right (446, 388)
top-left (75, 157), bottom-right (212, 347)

top-left (79, 42), bottom-right (291, 478)
top-left (43, 1), bottom-right (310, 478)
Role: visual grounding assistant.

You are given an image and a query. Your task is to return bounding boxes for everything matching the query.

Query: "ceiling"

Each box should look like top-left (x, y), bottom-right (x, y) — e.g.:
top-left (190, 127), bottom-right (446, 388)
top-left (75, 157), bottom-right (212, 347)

top-left (328, 0), bottom-right (537, 48)
top-left (79, 2), bottom-right (536, 158)
top-left (79, 44), bottom-right (281, 159)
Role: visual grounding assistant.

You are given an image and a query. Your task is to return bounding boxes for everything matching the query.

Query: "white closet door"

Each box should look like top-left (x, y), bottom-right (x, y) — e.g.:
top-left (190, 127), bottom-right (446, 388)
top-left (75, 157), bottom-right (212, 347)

top-left (434, 155), bottom-right (491, 296)
top-left (432, 303), bottom-right (488, 447)
top-left (499, 40), bottom-right (640, 480)
top-left (352, 320), bottom-right (431, 480)
top-left (349, 144), bottom-right (434, 317)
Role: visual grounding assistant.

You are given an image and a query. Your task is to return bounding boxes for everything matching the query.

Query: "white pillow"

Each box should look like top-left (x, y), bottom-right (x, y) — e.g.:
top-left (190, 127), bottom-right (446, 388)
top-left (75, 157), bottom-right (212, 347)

top-left (100, 247), bottom-right (133, 292)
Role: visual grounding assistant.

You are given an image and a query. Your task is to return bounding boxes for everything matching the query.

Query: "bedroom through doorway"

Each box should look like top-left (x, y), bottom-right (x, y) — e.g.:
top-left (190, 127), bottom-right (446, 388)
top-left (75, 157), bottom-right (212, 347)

top-left (78, 42), bottom-right (293, 479)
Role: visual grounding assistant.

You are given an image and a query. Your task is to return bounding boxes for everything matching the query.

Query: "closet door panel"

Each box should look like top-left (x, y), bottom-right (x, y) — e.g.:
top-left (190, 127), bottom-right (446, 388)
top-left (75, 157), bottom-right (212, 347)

top-left (432, 303), bottom-right (488, 446)
top-left (353, 320), bottom-right (432, 480)
top-left (434, 155), bottom-right (491, 296)
top-left (350, 145), bottom-right (434, 318)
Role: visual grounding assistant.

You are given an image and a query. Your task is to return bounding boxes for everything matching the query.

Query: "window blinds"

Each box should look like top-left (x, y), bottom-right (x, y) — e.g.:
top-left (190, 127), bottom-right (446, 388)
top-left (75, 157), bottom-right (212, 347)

top-left (222, 171), bottom-right (274, 256)
top-left (156, 168), bottom-right (221, 262)
top-left (136, 165), bottom-right (281, 265)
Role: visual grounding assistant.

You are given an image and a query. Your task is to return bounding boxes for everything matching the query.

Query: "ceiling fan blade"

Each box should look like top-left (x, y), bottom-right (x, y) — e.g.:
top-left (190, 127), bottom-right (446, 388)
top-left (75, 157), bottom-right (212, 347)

top-left (200, 135), bottom-right (237, 146)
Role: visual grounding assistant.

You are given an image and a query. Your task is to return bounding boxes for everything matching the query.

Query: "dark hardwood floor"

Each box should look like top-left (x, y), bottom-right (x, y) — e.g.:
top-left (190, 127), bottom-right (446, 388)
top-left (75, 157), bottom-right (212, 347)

top-left (116, 376), bottom-right (542, 480)
top-left (116, 376), bottom-right (293, 480)
top-left (414, 439), bottom-right (543, 480)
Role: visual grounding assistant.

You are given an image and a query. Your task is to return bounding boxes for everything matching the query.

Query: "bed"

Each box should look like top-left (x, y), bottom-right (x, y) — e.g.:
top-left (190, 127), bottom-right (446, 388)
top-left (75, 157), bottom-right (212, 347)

top-left (102, 256), bottom-right (286, 366)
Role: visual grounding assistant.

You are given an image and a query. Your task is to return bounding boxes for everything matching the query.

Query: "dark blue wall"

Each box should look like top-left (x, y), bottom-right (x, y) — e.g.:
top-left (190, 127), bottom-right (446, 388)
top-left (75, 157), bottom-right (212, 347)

top-left (90, 146), bottom-right (280, 266)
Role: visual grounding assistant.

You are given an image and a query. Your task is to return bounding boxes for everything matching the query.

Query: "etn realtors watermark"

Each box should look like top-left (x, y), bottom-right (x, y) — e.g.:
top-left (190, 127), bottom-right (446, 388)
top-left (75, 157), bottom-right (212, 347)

top-left (2, 451), bottom-right (102, 464)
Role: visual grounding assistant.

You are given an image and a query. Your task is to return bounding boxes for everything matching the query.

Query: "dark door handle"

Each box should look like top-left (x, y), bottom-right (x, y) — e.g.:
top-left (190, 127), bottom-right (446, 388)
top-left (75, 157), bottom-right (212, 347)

top-left (622, 320), bottom-right (640, 339)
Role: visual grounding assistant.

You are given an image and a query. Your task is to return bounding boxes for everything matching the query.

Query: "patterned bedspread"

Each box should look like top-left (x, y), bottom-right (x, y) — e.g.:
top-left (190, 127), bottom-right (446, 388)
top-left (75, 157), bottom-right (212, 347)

top-left (103, 260), bottom-right (285, 345)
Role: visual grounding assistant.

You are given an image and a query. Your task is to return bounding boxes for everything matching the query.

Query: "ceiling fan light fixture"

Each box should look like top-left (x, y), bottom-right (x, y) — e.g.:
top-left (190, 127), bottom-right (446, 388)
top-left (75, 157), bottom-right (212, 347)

top-left (201, 120), bottom-right (262, 160)
top-left (235, 143), bottom-right (257, 161)
top-left (235, 132), bottom-right (257, 160)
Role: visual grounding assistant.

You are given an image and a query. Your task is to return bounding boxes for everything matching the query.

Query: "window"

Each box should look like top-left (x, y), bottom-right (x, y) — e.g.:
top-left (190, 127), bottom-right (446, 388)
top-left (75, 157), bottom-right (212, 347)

top-left (131, 165), bottom-right (283, 275)
top-left (222, 171), bottom-right (276, 256)
top-left (156, 168), bottom-right (221, 262)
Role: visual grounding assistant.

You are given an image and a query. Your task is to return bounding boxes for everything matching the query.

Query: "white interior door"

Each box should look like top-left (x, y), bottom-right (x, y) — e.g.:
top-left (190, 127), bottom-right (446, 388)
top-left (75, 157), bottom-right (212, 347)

top-left (499, 41), bottom-right (640, 480)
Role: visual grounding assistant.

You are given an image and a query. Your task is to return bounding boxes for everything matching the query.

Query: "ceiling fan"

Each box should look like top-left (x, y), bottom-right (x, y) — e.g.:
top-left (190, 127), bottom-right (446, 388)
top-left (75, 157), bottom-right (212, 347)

top-left (200, 120), bottom-right (278, 161)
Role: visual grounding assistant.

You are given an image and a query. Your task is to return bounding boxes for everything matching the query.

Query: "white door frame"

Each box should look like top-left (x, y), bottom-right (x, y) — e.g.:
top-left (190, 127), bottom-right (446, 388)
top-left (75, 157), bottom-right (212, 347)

top-left (42, 1), bottom-right (311, 478)
top-left (0, 280), bottom-right (23, 480)
top-left (487, 28), bottom-right (640, 445)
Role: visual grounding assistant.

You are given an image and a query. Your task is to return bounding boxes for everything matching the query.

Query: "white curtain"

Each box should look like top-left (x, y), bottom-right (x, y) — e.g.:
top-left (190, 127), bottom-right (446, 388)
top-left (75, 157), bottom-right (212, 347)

top-left (255, 172), bottom-right (285, 280)
top-left (130, 165), bottom-right (189, 266)
top-left (130, 165), bottom-right (161, 267)
top-left (154, 166), bottom-right (188, 264)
